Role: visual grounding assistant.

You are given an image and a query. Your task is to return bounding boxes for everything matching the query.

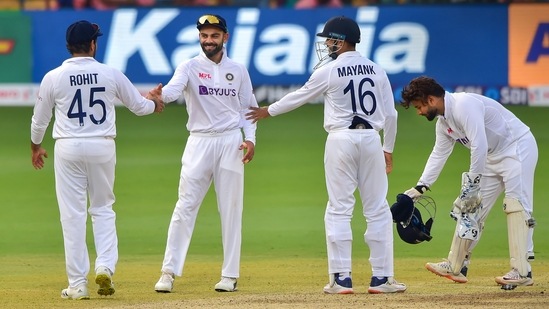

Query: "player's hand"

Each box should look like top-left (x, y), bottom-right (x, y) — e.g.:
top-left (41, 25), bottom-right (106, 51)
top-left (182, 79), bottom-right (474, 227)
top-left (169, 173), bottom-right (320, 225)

top-left (384, 151), bottom-right (393, 174)
top-left (31, 145), bottom-right (48, 170)
top-left (245, 106), bottom-right (270, 124)
top-left (240, 141), bottom-right (255, 164)
top-left (457, 172), bottom-right (482, 213)
top-left (147, 83), bottom-right (165, 113)
top-left (404, 185), bottom-right (429, 202)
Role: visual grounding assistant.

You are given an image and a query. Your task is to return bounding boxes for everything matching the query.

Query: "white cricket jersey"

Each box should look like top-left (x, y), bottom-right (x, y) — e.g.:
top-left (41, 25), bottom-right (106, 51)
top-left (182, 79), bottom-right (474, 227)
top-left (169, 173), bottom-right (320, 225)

top-left (418, 91), bottom-right (532, 187)
top-left (162, 48), bottom-right (258, 144)
top-left (267, 51), bottom-right (398, 153)
top-left (31, 57), bottom-right (155, 144)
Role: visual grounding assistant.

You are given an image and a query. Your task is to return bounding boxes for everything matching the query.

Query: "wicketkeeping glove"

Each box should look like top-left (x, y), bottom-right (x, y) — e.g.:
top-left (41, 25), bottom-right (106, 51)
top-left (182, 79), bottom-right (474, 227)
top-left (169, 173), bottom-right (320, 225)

top-left (404, 185), bottom-right (429, 202)
top-left (457, 172), bottom-right (482, 213)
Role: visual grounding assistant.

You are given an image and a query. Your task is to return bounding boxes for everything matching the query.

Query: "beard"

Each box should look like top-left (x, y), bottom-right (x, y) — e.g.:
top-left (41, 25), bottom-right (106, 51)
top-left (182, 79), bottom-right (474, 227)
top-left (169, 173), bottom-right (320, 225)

top-left (201, 42), bottom-right (223, 58)
top-left (425, 107), bottom-right (438, 121)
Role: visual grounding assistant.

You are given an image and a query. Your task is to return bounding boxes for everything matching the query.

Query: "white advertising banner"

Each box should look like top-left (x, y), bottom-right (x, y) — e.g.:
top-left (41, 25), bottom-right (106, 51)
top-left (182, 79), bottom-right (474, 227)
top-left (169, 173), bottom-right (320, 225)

top-left (528, 85), bottom-right (549, 106)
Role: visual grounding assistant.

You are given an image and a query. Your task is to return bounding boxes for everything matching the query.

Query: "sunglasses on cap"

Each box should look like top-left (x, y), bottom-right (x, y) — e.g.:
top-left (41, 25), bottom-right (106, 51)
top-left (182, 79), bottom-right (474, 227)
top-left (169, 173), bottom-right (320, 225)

top-left (197, 14), bottom-right (228, 33)
top-left (199, 15), bottom-right (221, 25)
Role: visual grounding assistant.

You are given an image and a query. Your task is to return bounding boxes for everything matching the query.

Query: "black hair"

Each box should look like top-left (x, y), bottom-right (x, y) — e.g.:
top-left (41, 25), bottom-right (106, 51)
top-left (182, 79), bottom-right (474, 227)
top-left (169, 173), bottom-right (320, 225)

top-left (400, 76), bottom-right (445, 109)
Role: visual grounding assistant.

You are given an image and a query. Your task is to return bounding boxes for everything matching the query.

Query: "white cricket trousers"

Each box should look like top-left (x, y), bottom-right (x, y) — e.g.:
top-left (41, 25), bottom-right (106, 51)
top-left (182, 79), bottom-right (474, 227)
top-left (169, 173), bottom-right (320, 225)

top-left (54, 137), bottom-right (118, 288)
top-left (161, 129), bottom-right (244, 278)
top-left (324, 130), bottom-right (394, 278)
top-left (466, 131), bottom-right (537, 260)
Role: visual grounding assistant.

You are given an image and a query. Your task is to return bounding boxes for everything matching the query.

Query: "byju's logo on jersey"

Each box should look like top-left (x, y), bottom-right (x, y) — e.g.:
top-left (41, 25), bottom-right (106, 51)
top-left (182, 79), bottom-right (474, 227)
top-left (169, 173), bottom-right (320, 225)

top-left (198, 85), bottom-right (237, 96)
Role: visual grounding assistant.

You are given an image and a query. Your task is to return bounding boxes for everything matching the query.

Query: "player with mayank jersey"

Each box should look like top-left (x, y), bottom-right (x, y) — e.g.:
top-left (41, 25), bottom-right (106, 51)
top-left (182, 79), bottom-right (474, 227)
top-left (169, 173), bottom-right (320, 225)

top-left (247, 16), bottom-right (405, 294)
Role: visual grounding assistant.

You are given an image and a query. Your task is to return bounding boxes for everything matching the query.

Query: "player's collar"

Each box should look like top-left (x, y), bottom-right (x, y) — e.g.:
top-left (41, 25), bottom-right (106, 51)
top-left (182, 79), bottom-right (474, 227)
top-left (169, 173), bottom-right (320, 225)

top-left (441, 91), bottom-right (453, 119)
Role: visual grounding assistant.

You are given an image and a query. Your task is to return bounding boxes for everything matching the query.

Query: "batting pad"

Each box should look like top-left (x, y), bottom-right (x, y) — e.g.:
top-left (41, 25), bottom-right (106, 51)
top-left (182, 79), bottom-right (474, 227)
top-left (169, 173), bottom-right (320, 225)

top-left (504, 198), bottom-right (529, 276)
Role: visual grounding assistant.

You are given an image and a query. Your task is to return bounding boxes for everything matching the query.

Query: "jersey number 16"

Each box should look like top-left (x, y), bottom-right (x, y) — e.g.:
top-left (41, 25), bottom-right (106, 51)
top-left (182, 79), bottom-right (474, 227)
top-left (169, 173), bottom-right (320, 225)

top-left (343, 78), bottom-right (377, 116)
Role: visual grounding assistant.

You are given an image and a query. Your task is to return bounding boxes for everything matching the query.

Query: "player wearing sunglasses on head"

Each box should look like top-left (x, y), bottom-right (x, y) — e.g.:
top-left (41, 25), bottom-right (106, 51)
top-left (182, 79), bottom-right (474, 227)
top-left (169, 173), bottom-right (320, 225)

top-left (153, 14), bottom-right (258, 293)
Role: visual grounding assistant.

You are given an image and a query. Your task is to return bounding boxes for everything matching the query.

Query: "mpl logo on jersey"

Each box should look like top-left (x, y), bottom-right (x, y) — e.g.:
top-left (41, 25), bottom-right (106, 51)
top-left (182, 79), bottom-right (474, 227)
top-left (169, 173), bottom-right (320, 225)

top-left (509, 4), bottom-right (549, 87)
top-left (199, 72), bottom-right (212, 79)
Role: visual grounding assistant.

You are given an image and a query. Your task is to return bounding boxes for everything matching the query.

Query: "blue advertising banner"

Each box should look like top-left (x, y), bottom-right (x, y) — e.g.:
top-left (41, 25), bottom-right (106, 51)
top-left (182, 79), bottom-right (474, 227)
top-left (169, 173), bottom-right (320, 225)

top-left (29, 6), bottom-right (508, 92)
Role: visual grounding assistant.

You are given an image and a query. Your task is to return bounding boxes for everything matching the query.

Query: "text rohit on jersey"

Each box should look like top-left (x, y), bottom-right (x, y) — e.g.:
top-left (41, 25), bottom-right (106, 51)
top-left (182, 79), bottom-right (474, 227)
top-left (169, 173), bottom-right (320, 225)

top-left (70, 73), bottom-right (99, 86)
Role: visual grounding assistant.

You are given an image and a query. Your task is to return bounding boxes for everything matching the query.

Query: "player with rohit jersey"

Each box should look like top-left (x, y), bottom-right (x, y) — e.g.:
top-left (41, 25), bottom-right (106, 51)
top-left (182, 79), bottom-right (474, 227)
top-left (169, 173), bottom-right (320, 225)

top-left (30, 20), bottom-right (164, 300)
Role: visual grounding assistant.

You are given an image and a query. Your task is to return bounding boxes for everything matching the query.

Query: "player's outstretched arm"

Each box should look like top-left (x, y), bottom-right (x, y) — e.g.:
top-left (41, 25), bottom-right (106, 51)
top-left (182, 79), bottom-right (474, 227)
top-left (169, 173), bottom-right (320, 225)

top-left (31, 142), bottom-right (48, 170)
top-left (245, 106), bottom-right (270, 124)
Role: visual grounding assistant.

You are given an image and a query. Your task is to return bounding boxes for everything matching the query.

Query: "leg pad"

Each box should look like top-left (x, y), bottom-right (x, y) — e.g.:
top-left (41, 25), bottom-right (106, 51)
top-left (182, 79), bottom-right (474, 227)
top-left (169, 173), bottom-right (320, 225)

top-left (503, 198), bottom-right (529, 276)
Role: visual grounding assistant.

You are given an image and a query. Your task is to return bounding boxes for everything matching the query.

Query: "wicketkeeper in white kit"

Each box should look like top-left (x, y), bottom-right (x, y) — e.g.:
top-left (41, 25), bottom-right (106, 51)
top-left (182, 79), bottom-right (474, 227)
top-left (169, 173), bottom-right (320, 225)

top-left (247, 16), bottom-right (406, 294)
top-left (400, 76), bottom-right (537, 289)
top-left (153, 14), bottom-right (257, 293)
top-left (30, 20), bottom-right (164, 300)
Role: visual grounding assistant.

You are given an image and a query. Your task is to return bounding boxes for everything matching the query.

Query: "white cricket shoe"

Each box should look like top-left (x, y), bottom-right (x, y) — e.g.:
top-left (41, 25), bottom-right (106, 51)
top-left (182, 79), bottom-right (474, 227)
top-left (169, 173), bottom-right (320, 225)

top-left (425, 260), bottom-right (468, 283)
top-left (323, 273), bottom-right (353, 294)
top-left (214, 277), bottom-right (238, 292)
top-left (61, 284), bottom-right (89, 300)
top-left (95, 266), bottom-right (115, 296)
top-left (495, 268), bottom-right (534, 286)
top-left (155, 272), bottom-right (175, 293)
top-left (368, 277), bottom-right (407, 294)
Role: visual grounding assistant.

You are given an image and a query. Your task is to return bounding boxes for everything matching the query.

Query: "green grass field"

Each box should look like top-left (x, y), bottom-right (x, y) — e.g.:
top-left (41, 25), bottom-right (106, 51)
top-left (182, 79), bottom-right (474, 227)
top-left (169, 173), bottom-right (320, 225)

top-left (1, 104), bottom-right (548, 308)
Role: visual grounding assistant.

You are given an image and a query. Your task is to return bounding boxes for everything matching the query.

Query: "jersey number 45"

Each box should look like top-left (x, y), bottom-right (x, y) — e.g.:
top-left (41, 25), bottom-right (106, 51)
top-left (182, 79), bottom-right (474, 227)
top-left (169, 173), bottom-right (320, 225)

top-left (68, 87), bottom-right (107, 126)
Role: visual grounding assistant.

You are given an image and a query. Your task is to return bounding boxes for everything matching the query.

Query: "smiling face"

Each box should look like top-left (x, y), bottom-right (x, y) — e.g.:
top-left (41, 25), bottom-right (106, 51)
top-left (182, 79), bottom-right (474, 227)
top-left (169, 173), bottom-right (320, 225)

top-left (199, 26), bottom-right (228, 61)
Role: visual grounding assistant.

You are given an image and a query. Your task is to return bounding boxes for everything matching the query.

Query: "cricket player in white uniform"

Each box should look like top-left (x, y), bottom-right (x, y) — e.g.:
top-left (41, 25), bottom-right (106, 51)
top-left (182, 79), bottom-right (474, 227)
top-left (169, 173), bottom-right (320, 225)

top-left (247, 16), bottom-right (406, 294)
top-left (400, 76), bottom-right (537, 289)
top-left (154, 14), bottom-right (257, 293)
top-left (30, 20), bottom-right (164, 300)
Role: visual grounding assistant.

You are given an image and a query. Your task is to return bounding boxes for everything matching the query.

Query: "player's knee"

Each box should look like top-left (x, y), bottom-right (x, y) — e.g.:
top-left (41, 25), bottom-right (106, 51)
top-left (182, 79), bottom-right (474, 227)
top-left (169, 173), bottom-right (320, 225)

top-left (503, 197), bottom-right (525, 214)
top-left (326, 231), bottom-right (352, 243)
